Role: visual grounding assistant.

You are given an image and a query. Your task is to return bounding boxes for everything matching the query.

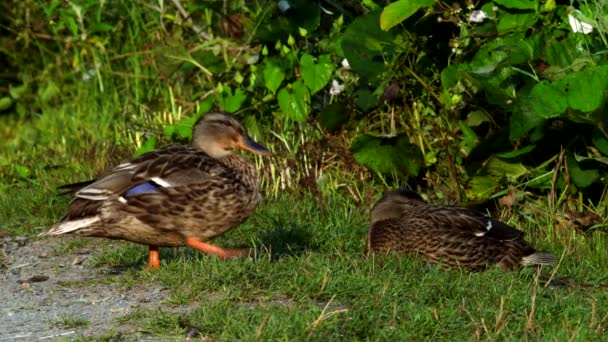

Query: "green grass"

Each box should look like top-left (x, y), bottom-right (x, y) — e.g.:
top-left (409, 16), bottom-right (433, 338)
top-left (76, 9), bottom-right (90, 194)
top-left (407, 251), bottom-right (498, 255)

top-left (1, 88), bottom-right (608, 340)
top-left (1, 9), bottom-right (607, 339)
top-left (37, 193), bottom-right (608, 340)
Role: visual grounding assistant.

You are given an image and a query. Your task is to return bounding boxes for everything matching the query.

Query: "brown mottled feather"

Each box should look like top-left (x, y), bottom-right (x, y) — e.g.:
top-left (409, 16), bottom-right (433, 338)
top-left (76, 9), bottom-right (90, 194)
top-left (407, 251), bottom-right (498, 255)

top-left (45, 112), bottom-right (270, 250)
top-left (367, 189), bottom-right (555, 271)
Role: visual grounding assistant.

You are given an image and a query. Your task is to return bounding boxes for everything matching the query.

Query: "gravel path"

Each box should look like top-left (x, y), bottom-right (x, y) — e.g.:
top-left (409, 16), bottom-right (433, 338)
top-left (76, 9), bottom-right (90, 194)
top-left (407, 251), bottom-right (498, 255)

top-left (0, 236), bottom-right (168, 341)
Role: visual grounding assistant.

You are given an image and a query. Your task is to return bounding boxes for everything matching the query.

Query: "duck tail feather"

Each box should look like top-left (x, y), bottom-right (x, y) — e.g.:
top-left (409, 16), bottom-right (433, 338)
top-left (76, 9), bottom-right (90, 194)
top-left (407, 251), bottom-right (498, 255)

top-left (41, 217), bottom-right (100, 236)
top-left (521, 252), bottom-right (557, 266)
top-left (57, 180), bottom-right (97, 195)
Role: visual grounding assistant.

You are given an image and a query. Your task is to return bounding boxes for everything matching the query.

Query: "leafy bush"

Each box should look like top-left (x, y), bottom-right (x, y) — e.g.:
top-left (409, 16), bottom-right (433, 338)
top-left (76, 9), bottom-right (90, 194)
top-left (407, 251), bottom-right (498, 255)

top-left (2, 0), bottom-right (608, 206)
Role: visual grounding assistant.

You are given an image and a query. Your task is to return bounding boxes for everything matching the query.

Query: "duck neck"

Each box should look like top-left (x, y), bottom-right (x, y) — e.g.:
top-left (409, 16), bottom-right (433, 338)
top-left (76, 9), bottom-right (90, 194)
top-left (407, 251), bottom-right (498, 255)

top-left (219, 154), bottom-right (259, 189)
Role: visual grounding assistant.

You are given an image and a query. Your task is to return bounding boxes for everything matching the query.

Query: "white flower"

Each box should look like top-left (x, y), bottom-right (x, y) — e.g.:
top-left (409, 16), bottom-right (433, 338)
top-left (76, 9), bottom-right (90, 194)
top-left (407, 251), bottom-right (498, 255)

top-left (341, 58), bottom-right (350, 70)
top-left (277, 0), bottom-right (290, 12)
top-left (329, 80), bottom-right (342, 95)
top-left (568, 10), bottom-right (593, 34)
top-left (469, 10), bottom-right (487, 23)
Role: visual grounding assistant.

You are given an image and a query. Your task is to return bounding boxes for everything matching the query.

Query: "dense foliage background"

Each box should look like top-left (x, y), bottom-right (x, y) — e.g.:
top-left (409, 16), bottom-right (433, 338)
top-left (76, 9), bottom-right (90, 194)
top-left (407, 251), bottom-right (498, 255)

top-left (2, 1), bottom-right (608, 340)
top-left (1, 0), bottom-right (607, 221)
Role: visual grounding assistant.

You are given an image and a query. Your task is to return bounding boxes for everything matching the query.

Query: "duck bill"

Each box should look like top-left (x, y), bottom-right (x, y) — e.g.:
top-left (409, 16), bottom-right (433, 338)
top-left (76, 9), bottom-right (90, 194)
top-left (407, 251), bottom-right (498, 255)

top-left (239, 136), bottom-right (272, 156)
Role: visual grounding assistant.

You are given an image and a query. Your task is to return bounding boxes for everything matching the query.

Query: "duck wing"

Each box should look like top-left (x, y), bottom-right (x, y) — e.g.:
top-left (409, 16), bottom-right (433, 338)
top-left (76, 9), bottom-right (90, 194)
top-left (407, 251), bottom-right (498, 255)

top-left (423, 206), bottom-right (525, 241)
top-left (74, 147), bottom-right (232, 201)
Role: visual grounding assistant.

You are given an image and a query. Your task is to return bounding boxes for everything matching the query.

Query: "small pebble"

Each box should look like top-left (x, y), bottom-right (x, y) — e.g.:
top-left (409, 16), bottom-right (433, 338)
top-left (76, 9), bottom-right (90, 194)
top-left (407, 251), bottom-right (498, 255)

top-left (15, 237), bottom-right (28, 247)
top-left (20, 282), bottom-right (31, 290)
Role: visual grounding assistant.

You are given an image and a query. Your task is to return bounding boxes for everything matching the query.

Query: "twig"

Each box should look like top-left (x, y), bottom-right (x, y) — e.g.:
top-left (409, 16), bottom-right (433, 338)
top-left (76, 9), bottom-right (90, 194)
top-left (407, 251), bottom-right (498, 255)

top-left (526, 267), bottom-right (542, 333)
top-left (308, 296), bottom-right (348, 337)
top-left (169, 0), bottom-right (211, 41)
top-left (544, 248), bottom-right (567, 288)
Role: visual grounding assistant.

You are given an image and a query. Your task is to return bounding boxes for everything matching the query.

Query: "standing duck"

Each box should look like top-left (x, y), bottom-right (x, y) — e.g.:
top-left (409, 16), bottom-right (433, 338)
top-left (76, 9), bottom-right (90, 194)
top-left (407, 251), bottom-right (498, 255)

top-left (43, 112), bottom-right (271, 270)
top-left (366, 189), bottom-right (556, 271)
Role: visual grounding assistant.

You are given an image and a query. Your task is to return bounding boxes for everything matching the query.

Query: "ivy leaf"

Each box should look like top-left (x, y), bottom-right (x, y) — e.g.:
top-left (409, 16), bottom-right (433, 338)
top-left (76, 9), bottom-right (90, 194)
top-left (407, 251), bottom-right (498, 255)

top-left (567, 154), bottom-right (599, 188)
top-left (300, 54), bottom-right (334, 94)
top-left (354, 88), bottom-right (379, 111)
top-left (263, 61), bottom-right (285, 94)
top-left (341, 11), bottom-right (395, 84)
top-left (510, 96), bottom-right (545, 140)
top-left (592, 129), bottom-right (608, 155)
top-left (465, 175), bottom-right (500, 201)
top-left (164, 115), bottom-right (202, 141)
top-left (318, 102), bottom-right (349, 132)
top-left (556, 65), bottom-right (608, 113)
top-left (351, 134), bottom-right (424, 177)
top-left (493, 0), bottom-right (538, 10)
top-left (484, 156), bottom-right (528, 180)
top-left (218, 87), bottom-right (247, 112)
top-left (379, 0), bottom-right (435, 31)
top-left (277, 80), bottom-right (310, 122)
top-left (496, 12), bottom-right (538, 34)
top-left (134, 136), bottom-right (158, 157)
top-left (527, 82), bottom-right (567, 119)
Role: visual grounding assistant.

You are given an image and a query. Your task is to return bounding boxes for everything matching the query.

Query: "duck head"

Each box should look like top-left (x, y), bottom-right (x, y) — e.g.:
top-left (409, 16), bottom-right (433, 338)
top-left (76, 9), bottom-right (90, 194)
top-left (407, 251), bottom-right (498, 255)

top-left (192, 112), bottom-right (272, 158)
top-left (370, 189), bottom-right (426, 224)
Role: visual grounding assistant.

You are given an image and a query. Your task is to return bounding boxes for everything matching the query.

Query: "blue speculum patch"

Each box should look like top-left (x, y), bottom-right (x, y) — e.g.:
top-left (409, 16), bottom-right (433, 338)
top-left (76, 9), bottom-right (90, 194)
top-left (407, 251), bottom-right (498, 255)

top-left (125, 182), bottom-right (160, 196)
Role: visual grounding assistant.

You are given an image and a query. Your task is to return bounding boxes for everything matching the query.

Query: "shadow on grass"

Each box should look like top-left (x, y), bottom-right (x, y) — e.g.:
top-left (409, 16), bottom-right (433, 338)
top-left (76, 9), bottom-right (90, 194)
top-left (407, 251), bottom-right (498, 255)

top-left (253, 223), bottom-right (316, 260)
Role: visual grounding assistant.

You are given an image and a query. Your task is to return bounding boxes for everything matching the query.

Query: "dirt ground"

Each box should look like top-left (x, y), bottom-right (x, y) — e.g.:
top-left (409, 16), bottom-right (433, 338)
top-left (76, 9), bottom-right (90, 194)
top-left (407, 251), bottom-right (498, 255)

top-left (0, 236), bottom-right (169, 341)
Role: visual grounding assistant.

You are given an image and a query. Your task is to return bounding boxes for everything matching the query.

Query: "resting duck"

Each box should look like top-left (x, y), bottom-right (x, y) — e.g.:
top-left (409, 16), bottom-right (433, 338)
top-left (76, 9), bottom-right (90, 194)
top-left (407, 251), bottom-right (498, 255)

top-left (366, 189), bottom-right (556, 271)
top-left (43, 112), bottom-right (271, 270)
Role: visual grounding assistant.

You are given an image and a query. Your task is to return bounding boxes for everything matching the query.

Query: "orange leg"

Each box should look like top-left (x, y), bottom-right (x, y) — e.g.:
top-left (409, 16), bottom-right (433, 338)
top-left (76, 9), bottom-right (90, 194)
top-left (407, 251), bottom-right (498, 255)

top-left (185, 237), bottom-right (253, 260)
top-left (146, 246), bottom-right (160, 271)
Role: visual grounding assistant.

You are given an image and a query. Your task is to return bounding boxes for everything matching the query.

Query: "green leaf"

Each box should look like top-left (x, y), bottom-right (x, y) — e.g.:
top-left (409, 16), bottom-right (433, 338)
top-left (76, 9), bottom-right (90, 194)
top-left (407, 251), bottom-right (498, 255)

top-left (441, 65), bottom-right (459, 90)
top-left (263, 61), bottom-right (285, 94)
top-left (510, 97), bottom-right (545, 140)
top-left (543, 34), bottom-right (589, 70)
top-left (134, 136), bottom-right (158, 157)
top-left (496, 145), bottom-right (536, 158)
top-left (556, 65), bottom-right (608, 113)
top-left (196, 96), bottom-right (215, 115)
top-left (493, 0), bottom-right (538, 10)
top-left (567, 154), bottom-right (599, 188)
top-left (351, 134), bottom-right (424, 177)
top-left (466, 110), bottom-right (490, 127)
top-left (526, 171), bottom-right (553, 189)
top-left (379, 0), bottom-right (435, 31)
top-left (164, 115), bottom-right (202, 140)
top-left (341, 11), bottom-right (396, 84)
top-left (592, 130), bottom-right (608, 155)
top-left (496, 12), bottom-right (538, 34)
top-left (485, 156), bottom-right (528, 180)
top-left (354, 88), bottom-right (379, 111)
top-left (300, 54), bottom-right (334, 94)
top-left (465, 175), bottom-right (500, 201)
top-left (9, 84), bottom-right (27, 100)
top-left (522, 65), bottom-right (608, 123)
top-left (277, 80), bottom-right (310, 122)
top-left (527, 82), bottom-right (568, 118)
top-left (218, 87), bottom-right (247, 112)
top-left (318, 102), bottom-right (349, 132)
top-left (458, 121), bottom-right (479, 156)
top-left (0, 97), bottom-right (13, 111)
